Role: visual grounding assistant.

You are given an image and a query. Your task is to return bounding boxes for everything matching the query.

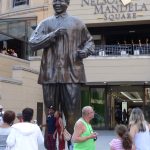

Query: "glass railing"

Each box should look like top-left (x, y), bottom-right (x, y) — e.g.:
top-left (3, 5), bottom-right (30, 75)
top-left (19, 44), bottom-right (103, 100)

top-left (92, 44), bottom-right (150, 57)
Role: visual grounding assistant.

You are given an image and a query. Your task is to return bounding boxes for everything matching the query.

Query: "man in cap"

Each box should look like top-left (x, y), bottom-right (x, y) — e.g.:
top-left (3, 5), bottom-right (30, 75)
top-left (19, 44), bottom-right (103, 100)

top-left (43, 106), bottom-right (56, 150)
top-left (29, 0), bottom-right (95, 148)
top-left (72, 106), bottom-right (97, 150)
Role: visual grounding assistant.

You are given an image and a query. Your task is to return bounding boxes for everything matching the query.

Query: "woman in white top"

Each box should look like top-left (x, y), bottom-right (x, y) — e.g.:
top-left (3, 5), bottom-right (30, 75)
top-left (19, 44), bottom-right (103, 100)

top-left (129, 107), bottom-right (150, 150)
top-left (0, 110), bottom-right (15, 150)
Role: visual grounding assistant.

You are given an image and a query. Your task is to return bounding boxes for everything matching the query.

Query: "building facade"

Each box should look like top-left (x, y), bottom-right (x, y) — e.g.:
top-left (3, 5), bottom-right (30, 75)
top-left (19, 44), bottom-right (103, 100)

top-left (0, 0), bottom-right (150, 129)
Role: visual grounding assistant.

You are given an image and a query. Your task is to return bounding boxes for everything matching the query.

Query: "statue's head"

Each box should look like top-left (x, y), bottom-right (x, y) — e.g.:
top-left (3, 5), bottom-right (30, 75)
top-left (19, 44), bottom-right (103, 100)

top-left (53, 0), bottom-right (70, 14)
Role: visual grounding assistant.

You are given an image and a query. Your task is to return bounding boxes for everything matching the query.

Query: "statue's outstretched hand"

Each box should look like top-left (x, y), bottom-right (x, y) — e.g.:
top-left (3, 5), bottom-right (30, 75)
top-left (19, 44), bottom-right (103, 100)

top-left (54, 28), bottom-right (67, 37)
top-left (77, 50), bottom-right (88, 59)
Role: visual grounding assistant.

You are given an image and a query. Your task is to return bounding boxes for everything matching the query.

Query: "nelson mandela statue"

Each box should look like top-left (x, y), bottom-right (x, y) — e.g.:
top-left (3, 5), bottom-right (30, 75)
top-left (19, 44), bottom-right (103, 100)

top-left (29, 0), bottom-right (95, 140)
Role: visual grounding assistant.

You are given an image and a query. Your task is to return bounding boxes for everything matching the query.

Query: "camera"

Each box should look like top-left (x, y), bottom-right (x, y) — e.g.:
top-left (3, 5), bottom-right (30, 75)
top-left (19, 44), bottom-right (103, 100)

top-left (93, 132), bottom-right (97, 141)
top-left (94, 136), bottom-right (97, 141)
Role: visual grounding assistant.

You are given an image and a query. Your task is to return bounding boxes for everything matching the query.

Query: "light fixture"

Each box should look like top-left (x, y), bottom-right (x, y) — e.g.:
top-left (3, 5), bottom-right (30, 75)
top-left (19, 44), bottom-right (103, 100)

top-left (133, 101), bottom-right (143, 103)
top-left (120, 92), bottom-right (142, 101)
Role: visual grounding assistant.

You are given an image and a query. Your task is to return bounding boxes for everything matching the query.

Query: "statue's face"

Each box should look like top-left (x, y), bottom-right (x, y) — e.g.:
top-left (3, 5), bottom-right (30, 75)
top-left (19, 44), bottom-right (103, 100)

top-left (53, 0), bottom-right (68, 14)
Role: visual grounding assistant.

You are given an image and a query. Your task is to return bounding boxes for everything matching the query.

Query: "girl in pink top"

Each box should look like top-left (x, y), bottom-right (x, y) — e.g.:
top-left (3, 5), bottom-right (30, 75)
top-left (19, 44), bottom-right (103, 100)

top-left (109, 124), bottom-right (133, 150)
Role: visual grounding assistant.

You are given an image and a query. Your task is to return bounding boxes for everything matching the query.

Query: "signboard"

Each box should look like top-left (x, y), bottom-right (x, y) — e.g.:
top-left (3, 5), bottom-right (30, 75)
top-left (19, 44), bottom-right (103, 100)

top-left (81, 0), bottom-right (149, 21)
top-left (122, 101), bottom-right (127, 112)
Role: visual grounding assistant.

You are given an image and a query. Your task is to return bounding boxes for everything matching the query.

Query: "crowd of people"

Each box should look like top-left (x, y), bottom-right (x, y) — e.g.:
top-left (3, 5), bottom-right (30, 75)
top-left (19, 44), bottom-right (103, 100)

top-left (0, 105), bottom-right (150, 150)
top-left (0, 105), bottom-right (96, 150)
top-left (0, 106), bottom-right (44, 150)
top-left (41, 105), bottom-right (98, 150)
top-left (0, 48), bottom-right (18, 57)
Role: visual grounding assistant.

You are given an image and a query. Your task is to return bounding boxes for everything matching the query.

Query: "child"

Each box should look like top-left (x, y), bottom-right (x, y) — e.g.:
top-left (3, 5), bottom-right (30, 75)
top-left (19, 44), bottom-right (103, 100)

top-left (109, 124), bottom-right (133, 150)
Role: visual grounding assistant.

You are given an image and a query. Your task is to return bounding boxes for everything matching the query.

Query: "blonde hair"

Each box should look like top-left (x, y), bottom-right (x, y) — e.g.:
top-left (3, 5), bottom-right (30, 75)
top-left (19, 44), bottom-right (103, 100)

top-left (129, 107), bottom-right (147, 132)
top-left (55, 110), bottom-right (62, 118)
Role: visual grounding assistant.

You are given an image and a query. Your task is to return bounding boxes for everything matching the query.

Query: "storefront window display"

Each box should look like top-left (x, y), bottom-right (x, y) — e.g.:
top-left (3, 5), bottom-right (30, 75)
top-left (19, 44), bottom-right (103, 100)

top-left (0, 17), bottom-right (37, 59)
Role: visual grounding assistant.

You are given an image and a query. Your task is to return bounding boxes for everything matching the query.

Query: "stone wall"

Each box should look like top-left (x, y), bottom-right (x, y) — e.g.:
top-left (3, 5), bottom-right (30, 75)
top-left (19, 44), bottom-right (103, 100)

top-left (0, 54), bottom-right (29, 78)
top-left (0, 54), bottom-right (44, 124)
top-left (84, 55), bottom-right (150, 83)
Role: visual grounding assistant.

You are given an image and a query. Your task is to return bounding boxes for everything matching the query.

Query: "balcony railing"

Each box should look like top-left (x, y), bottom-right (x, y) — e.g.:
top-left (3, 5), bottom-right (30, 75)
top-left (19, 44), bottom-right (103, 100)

top-left (93, 44), bottom-right (150, 57)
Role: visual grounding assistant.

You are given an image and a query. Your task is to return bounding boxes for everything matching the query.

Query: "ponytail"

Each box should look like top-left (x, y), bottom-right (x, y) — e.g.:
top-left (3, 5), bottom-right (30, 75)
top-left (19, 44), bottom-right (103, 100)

top-left (122, 132), bottom-right (132, 150)
top-left (115, 124), bottom-right (133, 150)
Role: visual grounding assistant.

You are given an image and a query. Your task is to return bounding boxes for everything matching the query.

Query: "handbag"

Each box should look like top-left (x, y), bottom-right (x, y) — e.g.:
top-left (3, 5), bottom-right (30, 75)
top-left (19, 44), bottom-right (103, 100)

top-left (63, 128), bottom-right (71, 141)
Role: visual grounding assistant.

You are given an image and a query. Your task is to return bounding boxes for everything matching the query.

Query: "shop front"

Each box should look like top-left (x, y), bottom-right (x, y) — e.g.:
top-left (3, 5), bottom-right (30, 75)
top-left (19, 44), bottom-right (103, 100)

top-left (0, 17), bottom-right (37, 59)
top-left (81, 83), bottom-right (150, 129)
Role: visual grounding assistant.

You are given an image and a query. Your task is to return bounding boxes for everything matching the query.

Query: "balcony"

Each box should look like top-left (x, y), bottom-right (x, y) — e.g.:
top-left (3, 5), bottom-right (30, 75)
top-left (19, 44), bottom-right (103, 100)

top-left (84, 44), bottom-right (150, 83)
top-left (93, 44), bottom-right (150, 57)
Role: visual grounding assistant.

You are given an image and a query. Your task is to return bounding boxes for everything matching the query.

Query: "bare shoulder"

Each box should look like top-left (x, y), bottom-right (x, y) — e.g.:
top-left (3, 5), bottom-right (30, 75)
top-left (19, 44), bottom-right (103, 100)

top-left (74, 119), bottom-right (85, 130)
top-left (130, 124), bottom-right (138, 130)
top-left (130, 124), bottom-right (138, 134)
top-left (72, 119), bottom-right (86, 140)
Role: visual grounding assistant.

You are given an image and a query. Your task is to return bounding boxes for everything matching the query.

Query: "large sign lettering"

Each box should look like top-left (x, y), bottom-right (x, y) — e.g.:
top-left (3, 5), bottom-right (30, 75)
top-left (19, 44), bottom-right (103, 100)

top-left (81, 0), bottom-right (148, 21)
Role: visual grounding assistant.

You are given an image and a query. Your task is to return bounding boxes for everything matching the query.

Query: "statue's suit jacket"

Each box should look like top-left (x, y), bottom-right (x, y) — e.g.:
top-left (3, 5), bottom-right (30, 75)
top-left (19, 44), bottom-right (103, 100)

top-left (29, 13), bottom-right (95, 84)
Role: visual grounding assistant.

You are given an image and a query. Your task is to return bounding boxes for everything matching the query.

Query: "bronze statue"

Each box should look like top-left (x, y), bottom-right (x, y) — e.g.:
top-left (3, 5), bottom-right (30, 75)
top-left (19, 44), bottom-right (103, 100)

top-left (29, 0), bottom-right (94, 137)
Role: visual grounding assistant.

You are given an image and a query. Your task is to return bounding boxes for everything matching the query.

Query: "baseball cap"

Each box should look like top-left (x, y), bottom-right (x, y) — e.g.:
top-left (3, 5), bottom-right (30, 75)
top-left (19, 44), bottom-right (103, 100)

top-left (48, 105), bottom-right (55, 110)
top-left (17, 112), bottom-right (22, 117)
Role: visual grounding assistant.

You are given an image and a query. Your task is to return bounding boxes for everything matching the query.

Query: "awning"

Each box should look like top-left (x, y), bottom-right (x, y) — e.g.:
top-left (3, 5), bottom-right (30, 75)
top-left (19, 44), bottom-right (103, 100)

top-left (0, 16), bottom-right (37, 42)
top-left (0, 31), bottom-right (26, 42)
top-left (0, 34), bottom-right (12, 41)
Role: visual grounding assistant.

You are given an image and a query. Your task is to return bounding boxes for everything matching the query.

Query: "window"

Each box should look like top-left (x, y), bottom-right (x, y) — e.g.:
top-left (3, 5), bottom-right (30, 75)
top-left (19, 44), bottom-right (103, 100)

top-left (13, 0), bottom-right (29, 7)
top-left (90, 88), bottom-right (105, 128)
top-left (0, 17), bottom-right (37, 59)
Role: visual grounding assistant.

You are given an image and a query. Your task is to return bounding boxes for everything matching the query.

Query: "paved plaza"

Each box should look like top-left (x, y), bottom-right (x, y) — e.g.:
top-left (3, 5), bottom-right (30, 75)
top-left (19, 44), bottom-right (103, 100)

top-left (40, 130), bottom-right (115, 150)
top-left (96, 130), bottom-right (115, 150)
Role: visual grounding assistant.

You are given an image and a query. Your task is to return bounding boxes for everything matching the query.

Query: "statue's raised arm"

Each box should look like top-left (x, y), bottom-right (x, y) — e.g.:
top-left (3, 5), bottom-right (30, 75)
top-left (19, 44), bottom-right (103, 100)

top-left (29, 21), bottom-right (55, 50)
